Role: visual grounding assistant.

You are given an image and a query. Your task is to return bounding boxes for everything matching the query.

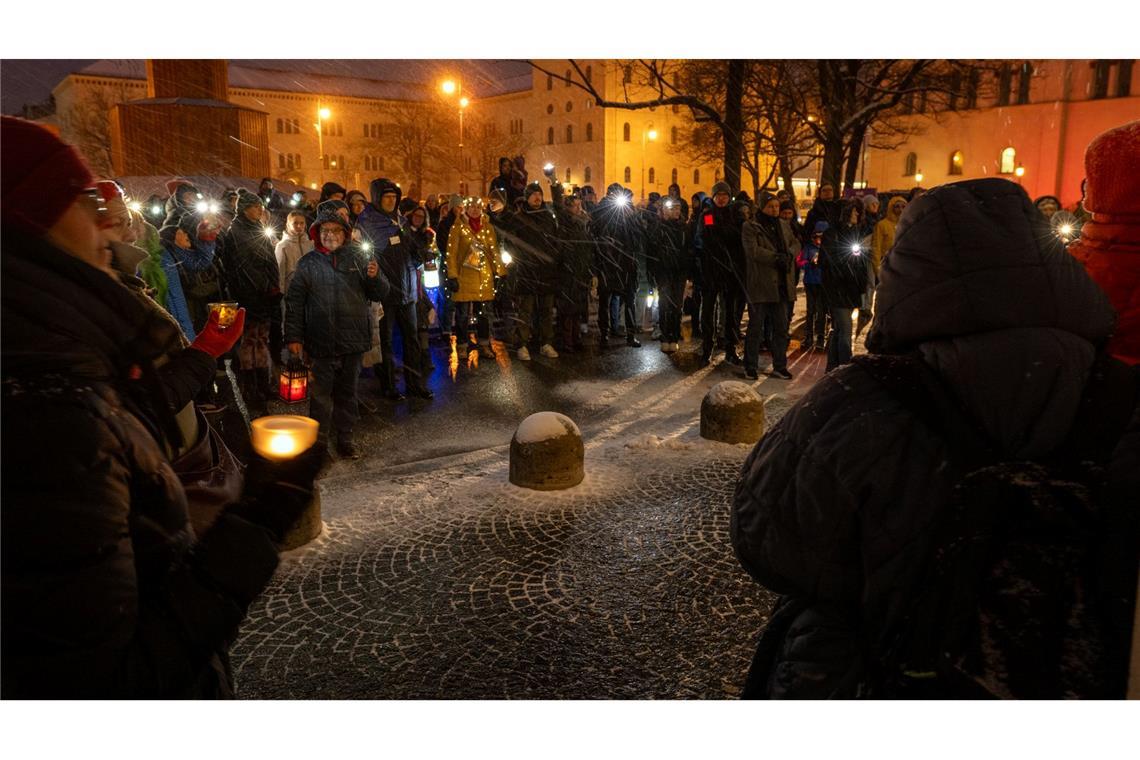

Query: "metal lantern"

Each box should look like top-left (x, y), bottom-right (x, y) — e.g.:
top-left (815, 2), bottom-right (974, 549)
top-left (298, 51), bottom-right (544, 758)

top-left (278, 360), bottom-right (309, 404)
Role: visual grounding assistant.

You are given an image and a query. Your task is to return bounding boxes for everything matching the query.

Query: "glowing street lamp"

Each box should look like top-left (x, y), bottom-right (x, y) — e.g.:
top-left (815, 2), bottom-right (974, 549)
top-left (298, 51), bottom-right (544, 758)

top-left (914, 171), bottom-right (924, 185)
top-left (441, 80), bottom-right (457, 96)
top-left (440, 79), bottom-right (470, 192)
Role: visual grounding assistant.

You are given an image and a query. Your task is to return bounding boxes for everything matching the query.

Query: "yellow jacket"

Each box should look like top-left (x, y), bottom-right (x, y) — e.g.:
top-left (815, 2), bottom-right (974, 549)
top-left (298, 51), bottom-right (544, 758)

top-left (445, 214), bottom-right (505, 303)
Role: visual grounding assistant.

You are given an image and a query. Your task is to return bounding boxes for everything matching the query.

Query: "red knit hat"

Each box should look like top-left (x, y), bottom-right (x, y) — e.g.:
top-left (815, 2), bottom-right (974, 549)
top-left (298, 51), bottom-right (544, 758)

top-left (1, 116), bottom-right (94, 235)
top-left (1082, 120), bottom-right (1140, 219)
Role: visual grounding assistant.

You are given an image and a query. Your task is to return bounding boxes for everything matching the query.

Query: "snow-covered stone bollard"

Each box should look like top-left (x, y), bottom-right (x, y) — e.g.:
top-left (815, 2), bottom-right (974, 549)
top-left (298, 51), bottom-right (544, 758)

top-left (279, 490), bottom-right (322, 551)
top-left (510, 412), bottom-right (585, 490)
top-left (700, 381), bottom-right (766, 444)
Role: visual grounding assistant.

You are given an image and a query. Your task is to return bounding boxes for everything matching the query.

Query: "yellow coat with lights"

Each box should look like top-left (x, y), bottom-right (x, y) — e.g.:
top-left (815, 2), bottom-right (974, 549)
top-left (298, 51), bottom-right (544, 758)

top-left (445, 214), bottom-right (506, 303)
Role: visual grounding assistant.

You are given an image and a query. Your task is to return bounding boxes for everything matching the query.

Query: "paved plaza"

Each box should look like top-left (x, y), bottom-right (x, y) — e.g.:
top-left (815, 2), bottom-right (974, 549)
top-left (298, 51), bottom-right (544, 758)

top-left (231, 310), bottom-right (852, 698)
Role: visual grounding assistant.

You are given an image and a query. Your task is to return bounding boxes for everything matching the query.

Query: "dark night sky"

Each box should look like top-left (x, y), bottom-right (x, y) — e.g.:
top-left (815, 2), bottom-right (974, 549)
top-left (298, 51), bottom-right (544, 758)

top-left (1, 59), bottom-right (96, 114)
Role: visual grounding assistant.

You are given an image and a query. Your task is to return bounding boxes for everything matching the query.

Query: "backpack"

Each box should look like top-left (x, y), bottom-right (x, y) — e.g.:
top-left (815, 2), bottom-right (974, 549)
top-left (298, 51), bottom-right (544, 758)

top-left (852, 352), bottom-right (1138, 699)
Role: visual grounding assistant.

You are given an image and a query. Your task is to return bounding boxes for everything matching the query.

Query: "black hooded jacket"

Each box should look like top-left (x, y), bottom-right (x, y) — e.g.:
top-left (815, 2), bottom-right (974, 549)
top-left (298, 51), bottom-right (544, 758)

top-left (589, 188), bottom-right (642, 291)
top-left (355, 178), bottom-right (425, 305)
top-left (220, 213), bottom-right (282, 322)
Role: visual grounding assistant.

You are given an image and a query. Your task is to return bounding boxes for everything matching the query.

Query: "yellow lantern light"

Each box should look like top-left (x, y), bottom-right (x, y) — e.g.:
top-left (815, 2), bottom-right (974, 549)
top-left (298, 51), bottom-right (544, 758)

top-left (251, 415), bottom-right (319, 461)
top-left (1015, 166), bottom-right (1026, 177)
top-left (915, 172), bottom-right (924, 184)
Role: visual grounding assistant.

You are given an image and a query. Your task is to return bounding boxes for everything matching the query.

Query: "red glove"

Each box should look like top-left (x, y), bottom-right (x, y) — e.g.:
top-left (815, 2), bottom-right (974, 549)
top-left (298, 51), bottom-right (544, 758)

top-left (197, 219), bottom-right (219, 242)
top-left (190, 307), bottom-right (246, 358)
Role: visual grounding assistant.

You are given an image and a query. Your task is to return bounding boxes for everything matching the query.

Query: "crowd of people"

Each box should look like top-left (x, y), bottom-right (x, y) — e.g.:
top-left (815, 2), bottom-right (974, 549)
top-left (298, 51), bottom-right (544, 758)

top-left (2, 112), bottom-right (1135, 699)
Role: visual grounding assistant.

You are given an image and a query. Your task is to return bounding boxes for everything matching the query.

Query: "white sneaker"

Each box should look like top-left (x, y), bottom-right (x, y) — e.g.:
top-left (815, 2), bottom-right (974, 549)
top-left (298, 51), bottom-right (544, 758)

top-left (517, 346), bottom-right (531, 361)
top-left (539, 343), bottom-right (559, 358)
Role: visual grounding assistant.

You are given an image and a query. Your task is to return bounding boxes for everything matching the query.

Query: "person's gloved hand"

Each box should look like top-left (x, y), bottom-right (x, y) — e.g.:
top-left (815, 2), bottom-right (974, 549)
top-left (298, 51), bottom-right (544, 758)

top-left (229, 446), bottom-right (325, 546)
top-left (190, 307), bottom-right (246, 358)
top-left (446, 278), bottom-right (459, 293)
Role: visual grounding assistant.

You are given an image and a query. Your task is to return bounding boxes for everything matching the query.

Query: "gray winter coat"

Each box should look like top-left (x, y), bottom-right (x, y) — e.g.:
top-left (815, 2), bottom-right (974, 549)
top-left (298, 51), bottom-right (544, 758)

top-left (742, 215), bottom-right (798, 304)
top-left (731, 178), bottom-right (1120, 698)
top-left (284, 243), bottom-right (390, 358)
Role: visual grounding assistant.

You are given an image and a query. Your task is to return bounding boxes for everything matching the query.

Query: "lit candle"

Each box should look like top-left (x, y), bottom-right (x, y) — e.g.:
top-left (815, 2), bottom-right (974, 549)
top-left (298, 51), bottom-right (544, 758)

top-left (207, 301), bottom-right (239, 330)
top-left (251, 415), bottom-right (320, 461)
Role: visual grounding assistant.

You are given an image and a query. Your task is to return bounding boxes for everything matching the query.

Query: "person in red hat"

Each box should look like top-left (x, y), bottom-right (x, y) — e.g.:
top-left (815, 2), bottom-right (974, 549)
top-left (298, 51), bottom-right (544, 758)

top-left (1068, 120), bottom-right (1140, 367)
top-left (1, 117), bottom-right (321, 698)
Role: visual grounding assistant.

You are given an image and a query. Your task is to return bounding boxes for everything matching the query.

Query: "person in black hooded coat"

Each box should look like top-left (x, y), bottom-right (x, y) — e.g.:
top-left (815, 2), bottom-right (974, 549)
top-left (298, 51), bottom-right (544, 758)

top-left (818, 198), bottom-right (871, 371)
top-left (505, 180), bottom-right (562, 358)
top-left (589, 183), bottom-right (644, 348)
top-left (732, 177), bottom-right (1136, 699)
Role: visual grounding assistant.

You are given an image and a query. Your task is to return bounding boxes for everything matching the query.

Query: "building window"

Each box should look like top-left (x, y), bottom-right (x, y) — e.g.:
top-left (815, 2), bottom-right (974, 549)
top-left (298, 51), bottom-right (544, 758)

top-left (904, 152), bottom-right (917, 176)
top-left (671, 126), bottom-right (678, 145)
top-left (547, 127), bottom-right (555, 145)
top-left (648, 167), bottom-right (656, 185)
top-left (564, 69), bottom-right (572, 87)
top-left (565, 168), bottom-right (571, 183)
top-left (997, 64), bottom-right (1012, 106)
top-left (693, 169), bottom-right (700, 185)
top-left (584, 166), bottom-right (591, 183)
top-left (546, 74), bottom-right (553, 91)
top-left (1119, 60), bottom-right (1134, 97)
top-left (363, 123), bottom-right (369, 137)
top-left (1017, 62), bottom-right (1033, 104)
top-left (623, 65), bottom-right (632, 84)
top-left (623, 166), bottom-right (631, 183)
top-left (586, 122), bottom-right (593, 142)
top-left (295, 154), bottom-right (301, 169)
top-left (1000, 147), bottom-right (1016, 174)
top-left (1092, 60), bottom-right (1111, 99)
top-left (565, 101), bottom-right (573, 112)
top-left (292, 119), bottom-right (300, 133)
top-left (671, 168), bottom-right (678, 185)
top-left (278, 153), bottom-right (285, 168)
top-left (623, 122), bottom-right (631, 141)
top-left (949, 150), bottom-right (964, 175)
top-left (287, 154), bottom-right (295, 170)
top-left (586, 65), bottom-right (593, 84)
top-left (546, 104), bottom-right (554, 115)
top-left (277, 118), bottom-right (284, 133)
top-left (566, 125), bottom-right (573, 143)
top-left (714, 168), bottom-right (721, 183)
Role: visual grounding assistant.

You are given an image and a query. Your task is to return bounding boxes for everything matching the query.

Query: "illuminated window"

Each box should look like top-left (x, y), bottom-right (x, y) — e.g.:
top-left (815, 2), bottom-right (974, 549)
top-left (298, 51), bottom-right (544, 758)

top-left (623, 166), bottom-right (631, 183)
top-left (1000, 147), bottom-right (1016, 174)
top-left (949, 150), bottom-right (964, 175)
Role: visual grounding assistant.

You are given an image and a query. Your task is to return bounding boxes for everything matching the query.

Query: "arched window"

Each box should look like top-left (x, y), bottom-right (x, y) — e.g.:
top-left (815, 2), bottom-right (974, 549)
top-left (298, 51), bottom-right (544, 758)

top-left (363, 123), bottom-right (369, 137)
top-left (949, 149), bottom-right (964, 175)
top-left (276, 118), bottom-right (284, 133)
top-left (564, 69), bottom-right (571, 87)
top-left (287, 154), bottom-right (294, 170)
top-left (586, 122), bottom-right (593, 142)
top-left (714, 168), bottom-right (722, 182)
top-left (586, 65), bottom-right (593, 83)
top-left (623, 166), bottom-right (631, 183)
top-left (1000, 147), bottom-right (1016, 174)
top-left (295, 154), bottom-right (301, 169)
top-left (671, 126), bottom-right (678, 145)
top-left (622, 65), bottom-right (632, 84)
top-left (565, 168), bottom-right (571, 183)
top-left (547, 127), bottom-right (555, 145)
top-left (671, 168), bottom-right (678, 184)
top-left (546, 74), bottom-right (553, 90)
top-left (904, 152), bottom-right (918, 176)
top-left (566, 125), bottom-right (573, 143)
top-left (584, 166), bottom-right (592, 183)
top-left (623, 122), bottom-right (631, 142)
top-left (648, 167), bottom-right (656, 185)
top-left (278, 153), bottom-right (285, 168)
top-left (693, 169), bottom-right (700, 185)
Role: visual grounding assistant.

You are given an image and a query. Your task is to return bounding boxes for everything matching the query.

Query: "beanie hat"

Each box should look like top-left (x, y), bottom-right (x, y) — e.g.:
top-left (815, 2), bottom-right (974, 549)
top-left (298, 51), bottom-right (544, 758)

top-left (398, 197), bottom-right (419, 216)
top-left (1, 116), bottom-right (94, 236)
top-left (813, 221), bottom-right (829, 234)
top-left (165, 178), bottom-right (200, 200)
top-left (779, 200), bottom-right (795, 213)
top-left (235, 188), bottom-right (264, 213)
top-left (1081, 120), bottom-right (1140, 219)
top-left (317, 199), bottom-right (350, 219)
top-left (862, 193), bottom-right (880, 208)
top-left (711, 181), bottom-right (731, 197)
top-left (320, 181), bottom-right (347, 200)
top-left (525, 181), bottom-right (544, 198)
top-left (308, 205), bottom-right (351, 243)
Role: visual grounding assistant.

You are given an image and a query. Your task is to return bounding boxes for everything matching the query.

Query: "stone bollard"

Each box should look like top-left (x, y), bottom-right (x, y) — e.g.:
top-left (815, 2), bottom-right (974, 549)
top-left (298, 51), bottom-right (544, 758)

top-left (700, 381), bottom-right (766, 444)
top-left (510, 412), bottom-right (585, 490)
top-left (280, 489), bottom-right (322, 550)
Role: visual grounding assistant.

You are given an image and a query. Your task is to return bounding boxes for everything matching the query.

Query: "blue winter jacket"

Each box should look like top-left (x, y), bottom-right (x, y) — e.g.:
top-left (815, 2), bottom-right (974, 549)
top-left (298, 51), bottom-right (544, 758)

top-left (158, 238), bottom-right (216, 341)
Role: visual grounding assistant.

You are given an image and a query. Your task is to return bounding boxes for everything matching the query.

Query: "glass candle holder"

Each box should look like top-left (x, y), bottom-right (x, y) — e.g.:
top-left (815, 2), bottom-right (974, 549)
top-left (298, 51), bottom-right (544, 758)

top-left (250, 415), bottom-right (320, 461)
top-left (207, 301), bottom-right (239, 329)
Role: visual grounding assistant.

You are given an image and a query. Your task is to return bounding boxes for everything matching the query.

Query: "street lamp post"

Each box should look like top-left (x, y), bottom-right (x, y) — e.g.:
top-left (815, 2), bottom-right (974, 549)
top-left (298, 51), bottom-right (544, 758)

top-left (441, 80), bottom-right (470, 194)
top-left (316, 102), bottom-right (331, 186)
top-left (641, 124), bottom-right (657, 201)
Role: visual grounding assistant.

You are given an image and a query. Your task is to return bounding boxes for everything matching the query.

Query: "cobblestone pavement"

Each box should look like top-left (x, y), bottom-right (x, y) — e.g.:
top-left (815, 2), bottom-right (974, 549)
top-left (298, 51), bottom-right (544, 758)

top-left (232, 435), bottom-right (780, 699)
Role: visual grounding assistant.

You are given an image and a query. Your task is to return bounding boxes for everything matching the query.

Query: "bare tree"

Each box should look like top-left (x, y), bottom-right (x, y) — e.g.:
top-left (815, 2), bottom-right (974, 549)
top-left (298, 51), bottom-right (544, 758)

top-left (374, 101), bottom-right (450, 199)
top-left (58, 82), bottom-right (136, 176)
top-left (444, 111), bottom-right (529, 196)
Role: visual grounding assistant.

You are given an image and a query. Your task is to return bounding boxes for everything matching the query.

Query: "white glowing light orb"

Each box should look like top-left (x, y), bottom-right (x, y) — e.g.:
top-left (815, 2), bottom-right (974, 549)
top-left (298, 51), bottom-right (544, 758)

top-left (543, 163), bottom-right (554, 173)
top-left (195, 201), bottom-right (209, 213)
top-left (290, 199), bottom-right (298, 207)
top-left (616, 195), bottom-right (630, 206)
top-left (264, 227), bottom-right (276, 238)
top-left (423, 269), bottom-right (441, 289)
top-left (128, 201), bottom-right (142, 212)
top-left (852, 245), bottom-right (862, 255)
top-left (1060, 224), bottom-right (1073, 236)
top-left (268, 433), bottom-right (297, 456)
top-left (151, 205), bottom-right (162, 215)
top-left (501, 250), bottom-right (513, 265)
top-left (361, 241), bottom-right (371, 251)
top-left (209, 202), bottom-right (220, 214)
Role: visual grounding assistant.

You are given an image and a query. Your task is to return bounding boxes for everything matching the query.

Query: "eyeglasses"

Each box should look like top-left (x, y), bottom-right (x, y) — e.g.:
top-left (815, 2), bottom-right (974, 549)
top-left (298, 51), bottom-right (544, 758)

top-left (79, 187), bottom-right (110, 225)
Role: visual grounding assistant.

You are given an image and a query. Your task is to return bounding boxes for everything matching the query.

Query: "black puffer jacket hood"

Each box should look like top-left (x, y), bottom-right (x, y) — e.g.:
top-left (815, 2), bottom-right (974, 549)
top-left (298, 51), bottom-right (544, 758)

top-left (369, 177), bottom-right (402, 214)
top-left (867, 178), bottom-right (1114, 354)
